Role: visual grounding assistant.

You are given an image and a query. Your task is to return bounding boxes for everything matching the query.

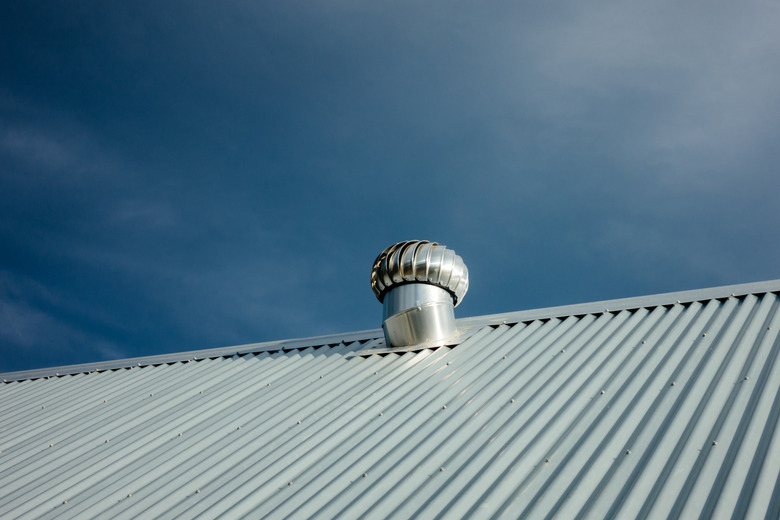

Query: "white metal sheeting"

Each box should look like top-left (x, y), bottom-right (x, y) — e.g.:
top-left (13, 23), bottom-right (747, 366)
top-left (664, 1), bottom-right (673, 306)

top-left (2, 286), bottom-right (780, 519)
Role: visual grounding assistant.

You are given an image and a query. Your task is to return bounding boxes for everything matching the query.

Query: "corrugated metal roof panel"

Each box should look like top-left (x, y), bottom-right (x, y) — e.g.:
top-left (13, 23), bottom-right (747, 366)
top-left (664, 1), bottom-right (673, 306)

top-left (1, 281), bottom-right (780, 518)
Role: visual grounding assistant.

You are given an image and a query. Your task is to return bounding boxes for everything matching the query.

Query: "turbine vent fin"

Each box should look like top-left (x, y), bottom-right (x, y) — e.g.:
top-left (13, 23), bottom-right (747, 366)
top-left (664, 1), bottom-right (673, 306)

top-left (370, 240), bottom-right (468, 306)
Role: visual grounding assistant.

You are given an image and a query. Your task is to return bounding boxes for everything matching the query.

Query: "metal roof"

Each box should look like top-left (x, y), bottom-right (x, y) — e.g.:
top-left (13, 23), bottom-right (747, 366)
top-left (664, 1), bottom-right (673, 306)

top-left (2, 279), bottom-right (780, 518)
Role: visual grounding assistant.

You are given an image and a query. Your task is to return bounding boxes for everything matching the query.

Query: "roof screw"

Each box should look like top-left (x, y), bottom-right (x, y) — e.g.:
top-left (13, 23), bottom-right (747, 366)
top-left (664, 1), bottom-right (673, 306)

top-left (440, 466), bottom-right (445, 471)
top-left (601, 390), bottom-right (606, 395)
top-left (42, 405), bottom-right (45, 409)
top-left (49, 443), bottom-right (54, 447)
top-left (362, 473), bottom-right (368, 478)
top-left (105, 439), bottom-right (109, 444)
top-left (288, 481), bottom-right (293, 486)
top-left (545, 458), bottom-right (550, 463)
top-left (199, 391), bottom-right (203, 394)
top-left (267, 383), bottom-right (271, 386)
top-left (63, 500), bottom-right (68, 504)
top-left (442, 405), bottom-right (447, 409)
top-left (641, 340), bottom-right (646, 344)
top-left (446, 362), bottom-right (451, 366)
top-left (297, 420), bottom-right (301, 425)
top-left (137, 363), bottom-right (141, 366)
top-left (510, 399), bottom-right (515, 403)
top-left (744, 376), bottom-right (749, 380)
top-left (712, 440), bottom-right (718, 445)
top-left (560, 349), bottom-right (565, 353)
top-left (127, 493), bottom-right (132, 498)
top-left (103, 400), bottom-right (107, 403)
top-left (236, 426), bottom-right (241, 430)
top-left (178, 433), bottom-right (183, 437)
top-left (319, 375), bottom-right (323, 379)
top-left (379, 412), bottom-right (383, 416)
top-left (626, 449), bottom-right (631, 455)
top-left (503, 356), bottom-right (507, 360)
top-left (702, 333), bottom-right (707, 337)
top-left (671, 382), bottom-right (676, 386)
top-left (150, 393), bottom-right (154, 397)
top-left (731, 293), bottom-right (736, 297)
top-left (676, 300), bottom-right (681, 304)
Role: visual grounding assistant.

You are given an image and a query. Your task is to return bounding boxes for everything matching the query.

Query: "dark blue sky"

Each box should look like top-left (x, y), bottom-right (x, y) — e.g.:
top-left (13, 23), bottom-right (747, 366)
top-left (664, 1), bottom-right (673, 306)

top-left (1, 1), bottom-right (779, 373)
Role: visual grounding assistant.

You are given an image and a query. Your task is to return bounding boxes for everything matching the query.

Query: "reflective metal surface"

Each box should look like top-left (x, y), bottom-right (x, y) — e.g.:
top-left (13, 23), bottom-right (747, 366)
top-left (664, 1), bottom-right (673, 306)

top-left (371, 240), bottom-right (469, 306)
top-left (382, 283), bottom-right (453, 321)
top-left (371, 241), bottom-right (469, 348)
top-left (382, 284), bottom-right (458, 347)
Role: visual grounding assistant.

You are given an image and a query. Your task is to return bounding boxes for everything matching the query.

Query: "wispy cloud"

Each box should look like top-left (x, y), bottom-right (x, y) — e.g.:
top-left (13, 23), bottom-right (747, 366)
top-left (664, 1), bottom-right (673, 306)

top-left (0, 272), bottom-right (127, 371)
top-left (0, 116), bottom-right (123, 180)
top-left (511, 0), bottom-right (780, 174)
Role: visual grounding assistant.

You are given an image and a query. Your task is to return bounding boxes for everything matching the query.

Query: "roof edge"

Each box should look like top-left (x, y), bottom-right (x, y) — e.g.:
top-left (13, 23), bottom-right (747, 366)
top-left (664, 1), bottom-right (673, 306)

top-left (1, 328), bottom-right (384, 383)
top-left (457, 278), bottom-right (780, 330)
top-left (3, 278), bottom-right (779, 383)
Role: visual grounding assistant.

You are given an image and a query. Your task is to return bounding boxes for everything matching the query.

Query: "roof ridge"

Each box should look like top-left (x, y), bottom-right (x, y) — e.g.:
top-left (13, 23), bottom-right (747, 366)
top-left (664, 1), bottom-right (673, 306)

top-left (3, 278), bottom-right (778, 383)
top-left (459, 278), bottom-right (780, 329)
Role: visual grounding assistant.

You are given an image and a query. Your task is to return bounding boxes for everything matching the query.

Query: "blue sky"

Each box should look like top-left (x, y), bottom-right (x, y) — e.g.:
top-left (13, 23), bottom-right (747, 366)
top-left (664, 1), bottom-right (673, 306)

top-left (1, 0), bottom-right (779, 373)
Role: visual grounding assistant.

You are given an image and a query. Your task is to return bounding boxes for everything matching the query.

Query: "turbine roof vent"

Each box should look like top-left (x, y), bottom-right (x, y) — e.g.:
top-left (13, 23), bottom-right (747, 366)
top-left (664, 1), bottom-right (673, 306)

top-left (370, 240), bottom-right (469, 307)
top-left (371, 240), bottom-right (469, 349)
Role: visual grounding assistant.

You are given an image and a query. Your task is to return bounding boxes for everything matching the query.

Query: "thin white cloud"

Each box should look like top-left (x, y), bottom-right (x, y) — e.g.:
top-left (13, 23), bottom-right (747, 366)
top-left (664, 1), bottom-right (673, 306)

top-left (0, 273), bottom-right (127, 369)
top-left (1, 128), bottom-right (76, 173)
top-left (0, 118), bottom-right (121, 179)
top-left (109, 201), bottom-right (180, 229)
top-left (512, 0), bottom-right (780, 174)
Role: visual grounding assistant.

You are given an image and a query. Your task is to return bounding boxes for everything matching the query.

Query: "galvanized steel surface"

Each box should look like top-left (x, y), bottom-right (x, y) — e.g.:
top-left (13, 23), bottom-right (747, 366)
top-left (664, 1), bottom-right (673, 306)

top-left (381, 284), bottom-right (458, 348)
top-left (371, 240), bottom-right (469, 306)
top-left (382, 283), bottom-right (454, 321)
top-left (2, 287), bottom-right (780, 518)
